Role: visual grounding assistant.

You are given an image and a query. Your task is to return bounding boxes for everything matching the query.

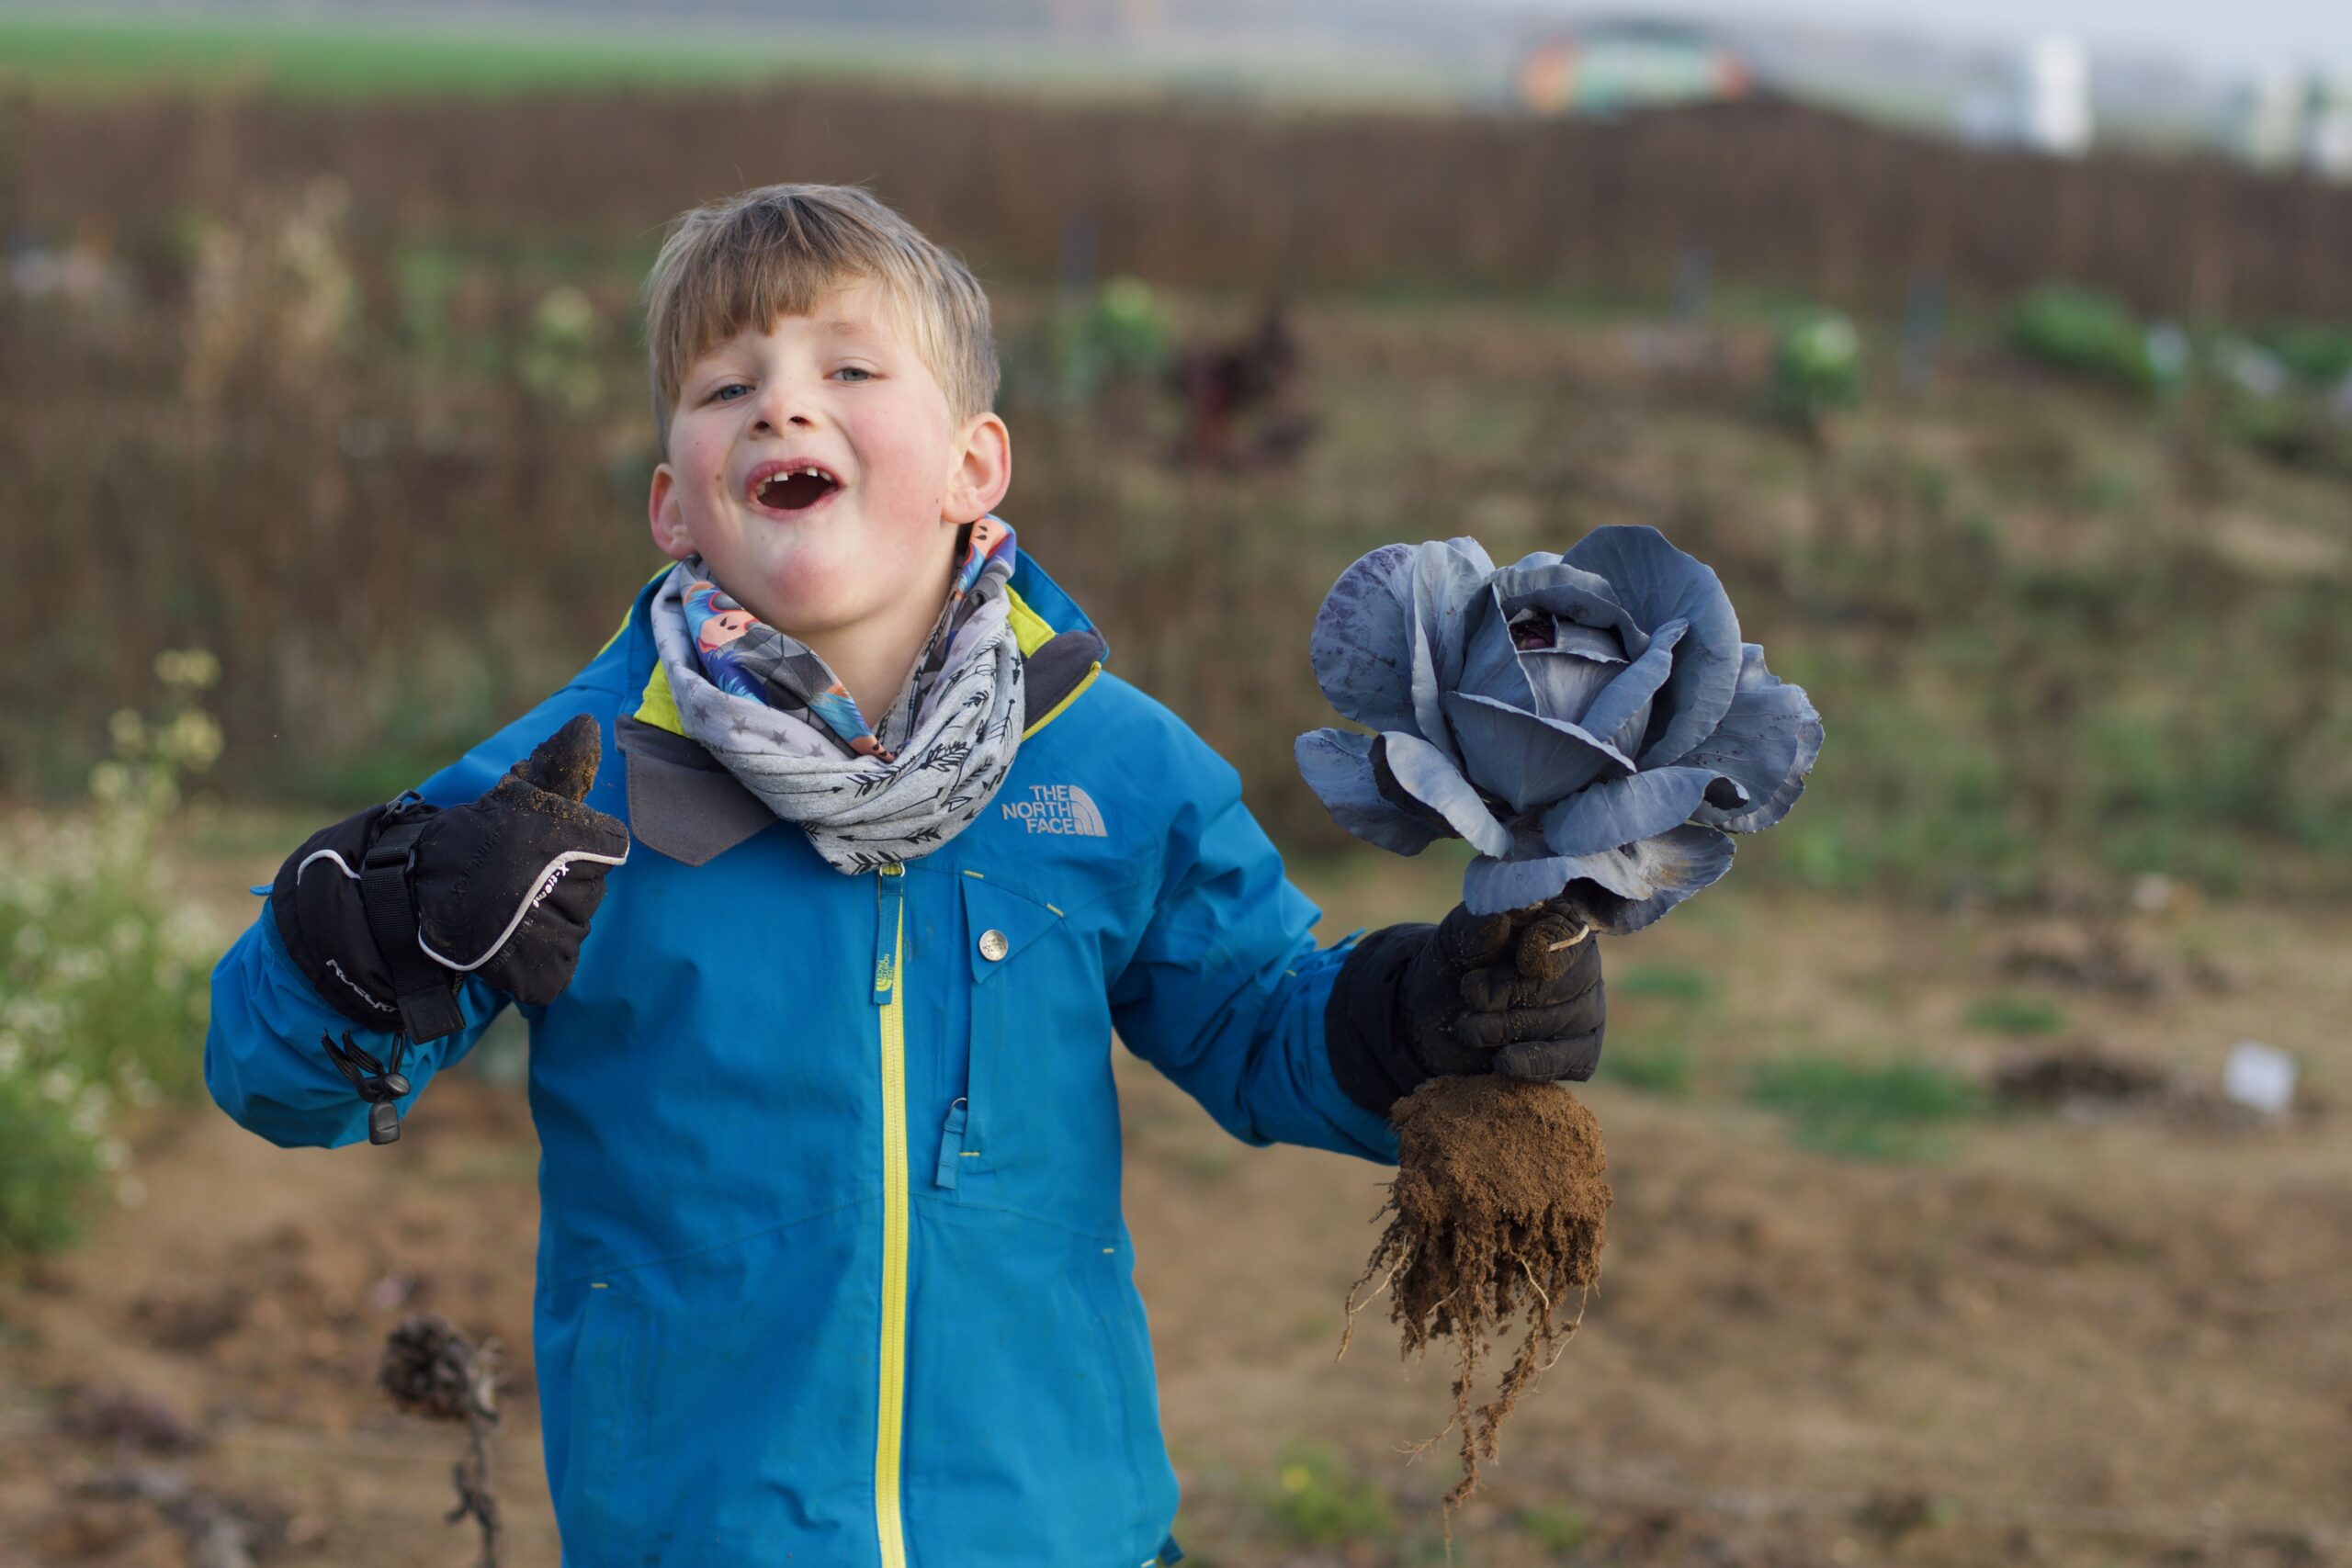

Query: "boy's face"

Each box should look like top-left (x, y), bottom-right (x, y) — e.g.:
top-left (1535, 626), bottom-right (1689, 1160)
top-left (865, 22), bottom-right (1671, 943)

top-left (647, 276), bottom-right (1010, 639)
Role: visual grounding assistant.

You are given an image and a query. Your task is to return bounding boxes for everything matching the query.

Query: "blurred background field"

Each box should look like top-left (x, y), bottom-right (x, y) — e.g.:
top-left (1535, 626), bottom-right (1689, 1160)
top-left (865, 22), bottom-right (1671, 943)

top-left (3, 3), bottom-right (2351, 1564)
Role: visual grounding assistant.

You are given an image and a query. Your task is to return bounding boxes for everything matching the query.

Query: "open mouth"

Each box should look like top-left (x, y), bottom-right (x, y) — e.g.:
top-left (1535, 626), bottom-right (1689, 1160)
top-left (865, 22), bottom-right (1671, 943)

top-left (747, 463), bottom-right (842, 514)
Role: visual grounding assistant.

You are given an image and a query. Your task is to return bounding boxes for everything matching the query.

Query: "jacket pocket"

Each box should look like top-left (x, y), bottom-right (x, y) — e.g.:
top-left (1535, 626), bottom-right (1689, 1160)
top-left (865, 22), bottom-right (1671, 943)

top-left (940, 872), bottom-right (1070, 1191)
top-left (902, 1214), bottom-right (1174, 1561)
top-left (944, 868), bottom-right (1135, 1238)
top-left (554, 1216), bottom-right (880, 1559)
top-left (558, 1282), bottom-right (650, 1559)
top-left (1076, 1250), bottom-right (1175, 1522)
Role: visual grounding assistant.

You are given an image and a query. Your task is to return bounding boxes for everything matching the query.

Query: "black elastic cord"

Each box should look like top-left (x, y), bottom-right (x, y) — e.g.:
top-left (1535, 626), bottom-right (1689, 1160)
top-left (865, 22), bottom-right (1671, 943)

top-left (322, 1029), bottom-right (414, 1145)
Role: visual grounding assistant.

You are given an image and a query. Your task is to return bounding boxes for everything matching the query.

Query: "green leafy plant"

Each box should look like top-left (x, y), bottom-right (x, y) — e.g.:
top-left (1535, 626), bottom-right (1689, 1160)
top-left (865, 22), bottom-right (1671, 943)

top-left (515, 284), bottom-right (606, 416)
top-left (2007, 285), bottom-right (2160, 392)
top-left (1603, 964), bottom-right (1710, 1097)
top-left (1746, 1056), bottom-right (1987, 1160)
top-left (1519, 1501), bottom-right (1591, 1553)
top-left (0, 650), bottom-right (225, 1258)
top-left (1082, 276), bottom-right (1172, 377)
top-left (1604, 1038), bottom-right (1695, 1097)
top-left (1964, 993), bottom-right (2067, 1036)
top-left (1617, 964), bottom-right (1714, 1004)
top-left (1041, 275), bottom-right (1173, 412)
top-left (2250, 321), bottom-right (2352, 386)
top-left (1771, 307), bottom-right (1862, 430)
top-left (1254, 1441), bottom-right (1397, 1545)
top-left (0, 1077), bottom-right (101, 1258)
top-left (2207, 332), bottom-right (2352, 473)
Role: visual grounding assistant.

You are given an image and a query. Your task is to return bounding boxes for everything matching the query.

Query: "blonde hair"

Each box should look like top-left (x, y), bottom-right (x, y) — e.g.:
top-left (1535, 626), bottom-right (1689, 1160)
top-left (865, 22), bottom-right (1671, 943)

top-left (641, 183), bottom-right (998, 457)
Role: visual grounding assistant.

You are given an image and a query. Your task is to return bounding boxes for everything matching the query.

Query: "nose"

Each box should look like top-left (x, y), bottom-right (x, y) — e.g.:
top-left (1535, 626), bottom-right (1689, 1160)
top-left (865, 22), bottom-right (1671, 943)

top-left (750, 379), bottom-right (816, 434)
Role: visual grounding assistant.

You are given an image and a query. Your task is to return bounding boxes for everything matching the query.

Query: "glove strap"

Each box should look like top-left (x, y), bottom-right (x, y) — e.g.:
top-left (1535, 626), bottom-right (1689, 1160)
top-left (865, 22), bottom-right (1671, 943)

top-left (360, 792), bottom-right (467, 1047)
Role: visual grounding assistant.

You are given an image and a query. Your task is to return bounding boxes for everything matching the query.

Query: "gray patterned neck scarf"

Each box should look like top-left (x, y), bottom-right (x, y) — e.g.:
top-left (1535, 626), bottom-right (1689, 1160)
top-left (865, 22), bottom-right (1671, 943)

top-left (646, 520), bottom-right (1025, 873)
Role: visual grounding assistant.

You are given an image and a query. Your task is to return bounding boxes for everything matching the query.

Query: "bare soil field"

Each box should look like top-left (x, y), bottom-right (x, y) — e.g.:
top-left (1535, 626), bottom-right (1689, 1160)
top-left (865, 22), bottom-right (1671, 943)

top-left (4, 816), bottom-right (2349, 1566)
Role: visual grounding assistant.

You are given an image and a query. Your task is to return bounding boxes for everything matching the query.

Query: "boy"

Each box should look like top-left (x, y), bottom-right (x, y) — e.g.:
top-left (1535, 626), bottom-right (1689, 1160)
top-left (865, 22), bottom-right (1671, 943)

top-left (206, 184), bottom-right (1607, 1566)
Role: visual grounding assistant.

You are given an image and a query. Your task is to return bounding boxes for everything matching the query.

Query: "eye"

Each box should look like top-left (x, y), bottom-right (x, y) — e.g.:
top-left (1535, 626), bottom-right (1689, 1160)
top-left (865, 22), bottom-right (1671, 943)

top-left (832, 367), bottom-right (874, 383)
top-left (711, 383), bottom-right (750, 402)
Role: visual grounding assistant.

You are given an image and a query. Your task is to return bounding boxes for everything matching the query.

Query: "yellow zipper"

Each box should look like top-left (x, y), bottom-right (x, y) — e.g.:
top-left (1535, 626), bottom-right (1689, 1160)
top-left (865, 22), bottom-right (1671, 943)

top-left (873, 863), bottom-right (910, 1568)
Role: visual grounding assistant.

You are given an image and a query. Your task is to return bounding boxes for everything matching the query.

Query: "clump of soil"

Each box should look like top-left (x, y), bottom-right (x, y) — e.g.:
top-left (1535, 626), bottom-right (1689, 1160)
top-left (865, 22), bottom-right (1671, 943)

top-left (380, 1314), bottom-right (505, 1567)
top-left (497, 712), bottom-right (604, 812)
top-left (50, 1383), bottom-right (205, 1455)
top-left (381, 1314), bottom-right (492, 1421)
top-left (1993, 1045), bottom-right (2169, 1110)
top-left (1997, 919), bottom-right (2169, 998)
top-left (1341, 1074), bottom-right (1612, 1519)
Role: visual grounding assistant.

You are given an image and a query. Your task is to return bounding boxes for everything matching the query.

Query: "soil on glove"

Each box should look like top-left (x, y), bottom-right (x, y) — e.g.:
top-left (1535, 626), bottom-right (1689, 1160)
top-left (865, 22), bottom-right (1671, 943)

top-left (1344, 1074), bottom-right (1611, 1518)
top-left (1512, 909), bottom-right (1590, 982)
top-left (508, 715), bottom-right (602, 807)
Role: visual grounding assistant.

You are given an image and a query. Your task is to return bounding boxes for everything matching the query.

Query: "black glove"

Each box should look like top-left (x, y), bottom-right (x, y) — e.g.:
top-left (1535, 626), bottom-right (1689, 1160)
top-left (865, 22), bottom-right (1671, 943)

top-left (270, 714), bottom-right (631, 1043)
top-left (1324, 896), bottom-right (1605, 1118)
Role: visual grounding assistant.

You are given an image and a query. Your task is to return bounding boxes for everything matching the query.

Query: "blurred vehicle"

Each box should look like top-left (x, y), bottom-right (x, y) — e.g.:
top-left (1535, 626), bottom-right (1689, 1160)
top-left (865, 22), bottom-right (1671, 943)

top-left (2232, 69), bottom-right (2352, 178)
top-left (2304, 73), bottom-right (2352, 180)
top-left (1513, 19), bottom-right (1751, 118)
top-left (1955, 33), bottom-right (2092, 156)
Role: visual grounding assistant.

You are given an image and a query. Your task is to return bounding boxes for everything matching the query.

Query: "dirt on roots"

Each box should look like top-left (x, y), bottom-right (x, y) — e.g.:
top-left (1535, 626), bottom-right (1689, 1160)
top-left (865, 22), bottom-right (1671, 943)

top-left (1342, 1074), bottom-right (1612, 1520)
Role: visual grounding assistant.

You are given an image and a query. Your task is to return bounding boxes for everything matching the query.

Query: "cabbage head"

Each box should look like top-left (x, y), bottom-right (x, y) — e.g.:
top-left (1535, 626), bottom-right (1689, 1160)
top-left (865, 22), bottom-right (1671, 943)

top-left (1295, 527), bottom-right (1823, 931)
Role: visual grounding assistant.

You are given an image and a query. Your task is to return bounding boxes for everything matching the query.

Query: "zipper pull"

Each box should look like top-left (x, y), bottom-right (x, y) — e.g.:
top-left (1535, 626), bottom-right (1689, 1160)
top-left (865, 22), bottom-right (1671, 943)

top-left (871, 862), bottom-right (905, 1005)
top-left (933, 1097), bottom-right (969, 1190)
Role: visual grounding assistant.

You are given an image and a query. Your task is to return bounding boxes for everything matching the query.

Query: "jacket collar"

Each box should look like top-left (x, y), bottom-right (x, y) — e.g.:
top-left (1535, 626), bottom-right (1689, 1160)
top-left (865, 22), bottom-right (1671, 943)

top-left (612, 554), bottom-right (1108, 868)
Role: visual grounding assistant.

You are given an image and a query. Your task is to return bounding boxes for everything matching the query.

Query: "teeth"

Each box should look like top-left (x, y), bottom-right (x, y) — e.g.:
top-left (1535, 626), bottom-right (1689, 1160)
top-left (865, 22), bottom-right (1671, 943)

top-left (752, 467), bottom-right (838, 504)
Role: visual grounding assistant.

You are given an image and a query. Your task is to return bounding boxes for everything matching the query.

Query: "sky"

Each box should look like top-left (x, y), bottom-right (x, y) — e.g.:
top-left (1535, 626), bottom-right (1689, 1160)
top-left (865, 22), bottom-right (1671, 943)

top-left (1479, 0), bottom-right (2352, 80)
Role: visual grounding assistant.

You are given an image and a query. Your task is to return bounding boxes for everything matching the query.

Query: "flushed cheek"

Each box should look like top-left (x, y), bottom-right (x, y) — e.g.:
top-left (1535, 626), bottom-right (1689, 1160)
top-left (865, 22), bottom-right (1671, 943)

top-left (854, 452), bottom-right (942, 517)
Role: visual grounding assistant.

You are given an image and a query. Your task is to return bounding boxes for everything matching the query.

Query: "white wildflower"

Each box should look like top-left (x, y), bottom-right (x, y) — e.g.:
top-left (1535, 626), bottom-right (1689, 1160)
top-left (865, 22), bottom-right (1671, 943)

top-left (51, 948), bottom-right (103, 987)
top-left (88, 761), bottom-right (131, 806)
top-left (163, 710), bottom-right (224, 772)
top-left (154, 648), bottom-right (220, 690)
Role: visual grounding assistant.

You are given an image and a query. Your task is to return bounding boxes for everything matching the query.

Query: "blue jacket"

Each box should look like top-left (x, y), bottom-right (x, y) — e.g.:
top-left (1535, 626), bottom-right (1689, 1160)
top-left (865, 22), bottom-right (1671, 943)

top-left (205, 548), bottom-right (1402, 1567)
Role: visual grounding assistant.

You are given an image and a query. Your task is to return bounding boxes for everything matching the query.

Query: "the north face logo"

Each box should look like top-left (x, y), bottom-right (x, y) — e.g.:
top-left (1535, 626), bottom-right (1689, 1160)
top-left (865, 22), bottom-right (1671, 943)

top-left (1002, 784), bottom-right (1107, 837)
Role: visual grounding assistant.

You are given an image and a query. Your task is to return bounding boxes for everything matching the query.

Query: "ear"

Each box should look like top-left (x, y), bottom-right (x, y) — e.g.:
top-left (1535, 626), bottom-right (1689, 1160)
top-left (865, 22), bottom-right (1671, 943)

top-left (942, 412), bottom-right (1011, 525)
top-left (648, 461), bottom-right (695, 561)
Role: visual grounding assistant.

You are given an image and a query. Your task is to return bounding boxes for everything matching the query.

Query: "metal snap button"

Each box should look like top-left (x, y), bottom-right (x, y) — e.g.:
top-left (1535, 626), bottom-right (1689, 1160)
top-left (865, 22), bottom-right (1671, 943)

top-left (978, 928), bottom-right (1010, 962)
